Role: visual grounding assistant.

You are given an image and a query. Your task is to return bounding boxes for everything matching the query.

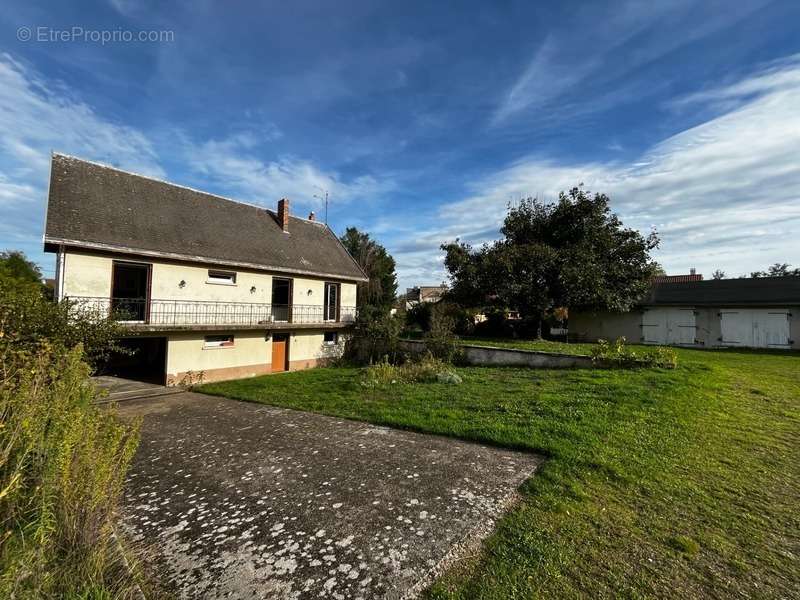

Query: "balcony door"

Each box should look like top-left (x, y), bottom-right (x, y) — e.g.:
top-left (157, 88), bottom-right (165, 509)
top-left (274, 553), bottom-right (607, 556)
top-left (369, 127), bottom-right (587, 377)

top-left (324, 282), bottom-right (340, 321)
top-left (271, 278), bottom-right (293, 322)
top-left (111, 261), bottom-right (151, 322)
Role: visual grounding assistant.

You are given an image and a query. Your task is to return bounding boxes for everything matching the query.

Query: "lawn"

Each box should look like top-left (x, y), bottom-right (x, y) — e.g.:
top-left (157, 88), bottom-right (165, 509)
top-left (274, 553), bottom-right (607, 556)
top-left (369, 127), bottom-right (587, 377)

top-left (198, 346), bottom-right (800, 599)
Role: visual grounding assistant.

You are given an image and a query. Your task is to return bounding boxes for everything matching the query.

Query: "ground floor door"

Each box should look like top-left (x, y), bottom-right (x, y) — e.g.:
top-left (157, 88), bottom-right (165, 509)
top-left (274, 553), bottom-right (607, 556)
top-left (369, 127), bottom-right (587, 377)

top-left (720, 309), bottom-right (791, 348)
top-left (271, 333), bottom-right (289, 372)
top-left (101, 337), bottom-right (167, 384)
top-left (641, 308), bottom-right (696, 345)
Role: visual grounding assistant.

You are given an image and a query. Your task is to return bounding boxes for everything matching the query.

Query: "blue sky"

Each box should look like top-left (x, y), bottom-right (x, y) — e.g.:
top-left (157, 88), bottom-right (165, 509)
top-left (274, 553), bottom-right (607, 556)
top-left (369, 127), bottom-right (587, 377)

top-left (1, 0), bottom-right (799, 290)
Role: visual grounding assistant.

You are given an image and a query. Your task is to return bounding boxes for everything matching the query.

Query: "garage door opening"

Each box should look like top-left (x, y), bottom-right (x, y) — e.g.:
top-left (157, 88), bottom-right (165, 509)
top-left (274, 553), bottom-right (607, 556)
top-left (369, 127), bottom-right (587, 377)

top-left (720, 309), bottom-right (791, 349)
top-left (101, 337), bottom-right (167, 385)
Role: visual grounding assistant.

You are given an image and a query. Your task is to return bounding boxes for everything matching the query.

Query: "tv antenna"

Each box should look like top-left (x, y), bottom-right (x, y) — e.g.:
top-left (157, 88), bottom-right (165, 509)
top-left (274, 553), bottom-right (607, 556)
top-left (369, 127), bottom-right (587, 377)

top-left (313, 188), bottom-right (329, 225)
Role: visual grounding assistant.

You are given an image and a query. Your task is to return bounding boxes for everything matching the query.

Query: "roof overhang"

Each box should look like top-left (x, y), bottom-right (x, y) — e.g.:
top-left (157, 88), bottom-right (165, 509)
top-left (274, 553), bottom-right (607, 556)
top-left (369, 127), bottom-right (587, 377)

top-left (44, 236), bottom-right (369, 283)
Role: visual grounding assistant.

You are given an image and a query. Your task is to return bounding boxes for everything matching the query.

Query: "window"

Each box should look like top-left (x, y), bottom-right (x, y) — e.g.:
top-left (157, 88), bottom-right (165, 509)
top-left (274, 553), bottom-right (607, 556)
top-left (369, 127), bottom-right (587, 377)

top-left (204, 334), bottom-right (234, 348)
top-left (323, 331), bottom-right (338, 345)
top-left (324, 282), bottom-right (340, 321)
top-left (207, 270), bottom-right (237, 285)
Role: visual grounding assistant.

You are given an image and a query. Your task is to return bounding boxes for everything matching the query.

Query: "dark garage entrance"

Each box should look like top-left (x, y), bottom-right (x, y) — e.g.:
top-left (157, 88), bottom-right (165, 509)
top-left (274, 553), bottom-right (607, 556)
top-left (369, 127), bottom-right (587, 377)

top-left (103, 337), bottom-right (167, 385)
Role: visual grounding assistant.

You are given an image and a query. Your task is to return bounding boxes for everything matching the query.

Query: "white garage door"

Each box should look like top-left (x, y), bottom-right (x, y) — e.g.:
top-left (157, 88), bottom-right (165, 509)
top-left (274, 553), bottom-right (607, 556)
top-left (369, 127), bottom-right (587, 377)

top-left (642, 308), bottom-right (696, 345)
top-left (720, 310), bottom-right (791, 348)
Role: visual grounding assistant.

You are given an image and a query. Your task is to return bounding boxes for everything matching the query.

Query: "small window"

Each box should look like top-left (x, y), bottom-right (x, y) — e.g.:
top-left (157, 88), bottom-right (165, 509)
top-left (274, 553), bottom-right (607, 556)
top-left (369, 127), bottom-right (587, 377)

top-left (204, 334), bottom-right (234, 348)
top-left (207, 270), bottom-right (237, 285)
top-left (323, 331), bottom-right (338, 345)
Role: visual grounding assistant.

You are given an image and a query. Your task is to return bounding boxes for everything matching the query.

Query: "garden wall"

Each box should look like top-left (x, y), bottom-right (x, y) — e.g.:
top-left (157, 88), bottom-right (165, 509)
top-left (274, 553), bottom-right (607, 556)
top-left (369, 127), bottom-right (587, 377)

top-left (400, 340), bottom-right (593, 368)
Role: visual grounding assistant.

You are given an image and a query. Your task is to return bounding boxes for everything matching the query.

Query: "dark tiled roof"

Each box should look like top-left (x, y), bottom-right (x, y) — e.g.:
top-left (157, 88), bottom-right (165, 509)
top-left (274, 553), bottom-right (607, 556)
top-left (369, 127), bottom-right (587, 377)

top-left (643, 277), bottom-right (800, 306)
top-left (653, 274), bottom-right (703, 283)
top-left (43, 154), bottom-right (367, 282)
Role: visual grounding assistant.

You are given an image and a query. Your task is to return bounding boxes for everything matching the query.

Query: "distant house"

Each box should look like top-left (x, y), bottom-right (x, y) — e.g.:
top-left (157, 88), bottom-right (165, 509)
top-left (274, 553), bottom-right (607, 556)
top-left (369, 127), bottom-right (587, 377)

top-left (652, 271), bottom-right (703, 284)
top-left (43, 154), bottom-right (367, 385)
top-left (404, 285), bottom-right (447, 309)
top-left (570, 276), bottom-right (799, 350)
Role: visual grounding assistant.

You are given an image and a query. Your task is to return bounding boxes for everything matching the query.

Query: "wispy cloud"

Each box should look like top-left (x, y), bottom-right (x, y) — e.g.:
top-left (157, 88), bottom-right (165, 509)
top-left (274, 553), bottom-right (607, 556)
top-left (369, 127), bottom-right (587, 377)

top-left (407, 55), bottom-right (800, 283)
top-left (491, 0), bottom-right (770, 126)
top-left (183, 133), bottom-right (395, 213)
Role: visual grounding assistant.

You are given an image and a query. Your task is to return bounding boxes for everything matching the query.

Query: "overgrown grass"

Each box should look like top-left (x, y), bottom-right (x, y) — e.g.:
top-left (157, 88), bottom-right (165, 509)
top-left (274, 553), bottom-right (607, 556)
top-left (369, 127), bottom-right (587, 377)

top-left (200, 345), bottom-right (800, 598)
top-left (0, 344), bottom-right (142, 599)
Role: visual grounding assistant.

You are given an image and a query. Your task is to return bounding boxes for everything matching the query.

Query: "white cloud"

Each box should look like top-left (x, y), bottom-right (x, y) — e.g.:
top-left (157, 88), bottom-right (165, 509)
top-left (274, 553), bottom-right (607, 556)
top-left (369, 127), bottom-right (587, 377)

top-left (184, 133), bottom-right (394, 213)
top-left (0, 54), bottom-right (166, 187)
top-left (0, 53), bottom-right (167, 272)
top-left (412, 55), bottom-right (800, 284)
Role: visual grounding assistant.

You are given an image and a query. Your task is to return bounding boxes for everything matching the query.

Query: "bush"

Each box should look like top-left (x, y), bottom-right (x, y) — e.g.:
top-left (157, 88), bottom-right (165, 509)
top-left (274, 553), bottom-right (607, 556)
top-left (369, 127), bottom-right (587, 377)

top-left (343, 305), bottom-right (403, 365)
top-left (423, 304), bottom-right (461, 363)
top-left (0, 271), bottom-right (143, 598)
top-left (590, 337), bottom-right (678, 368)
top-left (361, 355), bottom-right (462, 387)
top-left (0, 276), bottom-right (129, 370)
top-left (0, 342), bottom-right (141, 598)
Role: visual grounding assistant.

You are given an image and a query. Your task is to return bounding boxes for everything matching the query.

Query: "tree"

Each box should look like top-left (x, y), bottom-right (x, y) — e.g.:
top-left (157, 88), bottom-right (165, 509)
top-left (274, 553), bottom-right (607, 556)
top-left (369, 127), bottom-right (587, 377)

top-left (442, 187), bottom-right (660, 335)
top-left (712, 269), bottom-right (727, 280)
top-left (0, 250), bottom-right (43, 285)
top-left (750, 263), bottom-right (800, 278)
top-left (339, 228), bottom-right (398, 309)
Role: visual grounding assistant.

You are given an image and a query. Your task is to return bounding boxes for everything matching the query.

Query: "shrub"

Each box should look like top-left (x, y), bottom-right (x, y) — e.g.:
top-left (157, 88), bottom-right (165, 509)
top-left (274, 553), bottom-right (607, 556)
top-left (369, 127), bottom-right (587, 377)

top-left (0, 342), bottom-right (141, 598)
top-left (361, 355), bottom-right (462, 387)
top-left (343, 305), bottom-right (404, 365)
top-left (0, 276), bottom-right (129, 370)
top-left (423, 304), bottom-right (461, 363)
top-left (405, 302), bottom-right (433, 332)
top-left (590, 337), bottom-right (678, 368)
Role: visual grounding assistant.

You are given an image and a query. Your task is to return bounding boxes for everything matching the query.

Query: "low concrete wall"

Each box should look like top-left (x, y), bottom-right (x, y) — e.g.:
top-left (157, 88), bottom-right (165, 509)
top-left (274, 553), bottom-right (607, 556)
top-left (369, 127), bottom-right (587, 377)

top-left (400, 340), bottom-right (593, 368)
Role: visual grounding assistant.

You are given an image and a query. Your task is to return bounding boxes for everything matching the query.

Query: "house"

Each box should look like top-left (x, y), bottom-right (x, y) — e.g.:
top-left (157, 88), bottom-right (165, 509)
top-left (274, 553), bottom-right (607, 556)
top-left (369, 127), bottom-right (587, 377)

top-left (652, 269), bottom-right (703, 284)
top-left (404, 285), bottom-right (447, 309)
top-left (569, 277), bottom-right (799, 350)
top-left (43, 154), bottom-right (367, 385)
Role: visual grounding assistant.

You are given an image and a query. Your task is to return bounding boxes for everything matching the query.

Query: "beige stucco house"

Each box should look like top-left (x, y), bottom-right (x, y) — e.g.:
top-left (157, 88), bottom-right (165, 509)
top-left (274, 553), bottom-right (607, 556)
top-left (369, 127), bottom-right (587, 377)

top-left (44, 154), bottom-right (367, 385)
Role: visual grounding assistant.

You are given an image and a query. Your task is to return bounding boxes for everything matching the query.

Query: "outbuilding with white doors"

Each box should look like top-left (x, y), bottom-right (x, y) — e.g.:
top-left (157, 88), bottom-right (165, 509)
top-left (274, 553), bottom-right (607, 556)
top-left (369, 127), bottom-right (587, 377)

top-left (569, 275), bottom-right (799, 350)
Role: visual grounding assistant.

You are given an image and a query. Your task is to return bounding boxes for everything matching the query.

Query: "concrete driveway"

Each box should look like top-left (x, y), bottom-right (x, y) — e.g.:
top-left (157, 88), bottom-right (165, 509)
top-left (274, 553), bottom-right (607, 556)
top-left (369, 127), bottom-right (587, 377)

top-left (117, 392), bottom-right (541, 599)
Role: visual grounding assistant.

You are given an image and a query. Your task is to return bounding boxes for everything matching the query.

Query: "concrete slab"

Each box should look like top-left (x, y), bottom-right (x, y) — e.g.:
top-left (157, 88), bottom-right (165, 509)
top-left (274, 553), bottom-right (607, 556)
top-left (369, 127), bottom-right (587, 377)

top-left (117, 392), bottom-right (542, 599)
top-left (92, 375), bottom-right (182, 402)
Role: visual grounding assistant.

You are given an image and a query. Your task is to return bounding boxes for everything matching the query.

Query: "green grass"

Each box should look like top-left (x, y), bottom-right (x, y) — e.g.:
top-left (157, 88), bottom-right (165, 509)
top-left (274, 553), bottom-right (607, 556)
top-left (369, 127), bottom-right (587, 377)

top-left (198, 346), bottom-right (800, 599)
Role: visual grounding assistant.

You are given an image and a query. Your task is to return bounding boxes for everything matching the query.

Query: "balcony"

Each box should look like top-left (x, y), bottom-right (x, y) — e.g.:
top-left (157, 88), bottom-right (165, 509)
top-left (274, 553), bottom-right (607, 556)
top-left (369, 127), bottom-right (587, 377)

top-left (67, 296), bottom-right (357, 332)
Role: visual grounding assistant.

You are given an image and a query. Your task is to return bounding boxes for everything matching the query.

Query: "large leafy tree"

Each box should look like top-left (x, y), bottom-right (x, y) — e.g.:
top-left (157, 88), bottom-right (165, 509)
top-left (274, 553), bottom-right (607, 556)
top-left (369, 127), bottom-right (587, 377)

top-left (339, 227), bottom-right (398, 309)
top-left (442, 187), bottom-right (660, 327)
top-left (0, 250), bottom-right (43, 285)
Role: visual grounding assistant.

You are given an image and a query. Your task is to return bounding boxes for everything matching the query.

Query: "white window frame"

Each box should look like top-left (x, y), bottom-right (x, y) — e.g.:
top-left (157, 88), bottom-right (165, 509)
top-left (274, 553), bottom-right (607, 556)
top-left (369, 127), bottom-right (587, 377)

top-left (207, 270), bottom-right (237, 285)
top-left (204, 334), bottom-right (235, 348)
top-left (323, 331), bottom-right (338, 346)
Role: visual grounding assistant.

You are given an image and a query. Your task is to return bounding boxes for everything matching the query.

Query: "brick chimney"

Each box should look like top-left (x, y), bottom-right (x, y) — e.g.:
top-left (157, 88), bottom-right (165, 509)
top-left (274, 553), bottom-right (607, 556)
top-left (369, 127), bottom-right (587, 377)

top-left (277, 198), bottom-right (289, 232)
top-left (308, 211), bottom-right (315, 221)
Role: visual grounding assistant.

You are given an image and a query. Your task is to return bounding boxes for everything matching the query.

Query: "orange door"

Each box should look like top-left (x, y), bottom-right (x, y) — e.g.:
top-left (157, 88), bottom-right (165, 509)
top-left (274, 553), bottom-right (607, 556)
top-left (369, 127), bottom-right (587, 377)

top-left (271, 336), bottom-right (288, 372)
